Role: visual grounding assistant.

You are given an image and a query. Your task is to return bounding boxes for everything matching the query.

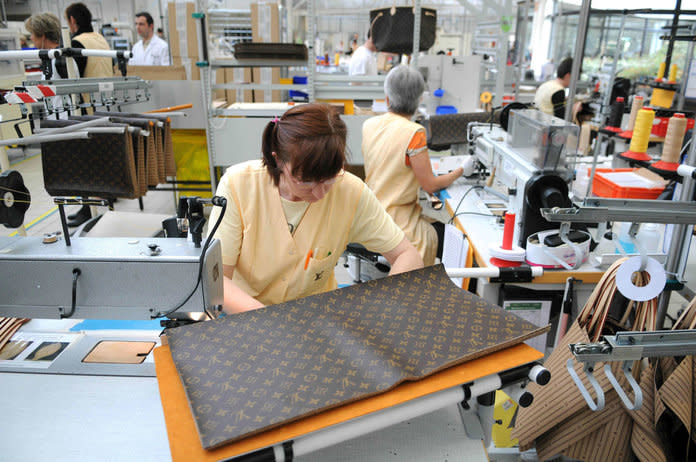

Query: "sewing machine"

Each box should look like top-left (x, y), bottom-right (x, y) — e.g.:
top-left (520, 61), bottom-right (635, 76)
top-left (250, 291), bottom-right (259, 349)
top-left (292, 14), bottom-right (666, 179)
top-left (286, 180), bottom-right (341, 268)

top-left (470, 109), bottom-right (578, 247)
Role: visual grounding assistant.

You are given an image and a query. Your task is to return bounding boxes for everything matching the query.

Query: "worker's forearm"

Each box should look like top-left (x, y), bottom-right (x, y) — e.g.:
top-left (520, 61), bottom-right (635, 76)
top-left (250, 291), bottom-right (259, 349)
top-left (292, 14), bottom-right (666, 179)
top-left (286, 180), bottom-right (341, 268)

top-left (422, 168), bottom-right (463, 194)
top-left (388, 248), bottom-right (424, 275)
top-left (222, 276), bottom-right (265, 314)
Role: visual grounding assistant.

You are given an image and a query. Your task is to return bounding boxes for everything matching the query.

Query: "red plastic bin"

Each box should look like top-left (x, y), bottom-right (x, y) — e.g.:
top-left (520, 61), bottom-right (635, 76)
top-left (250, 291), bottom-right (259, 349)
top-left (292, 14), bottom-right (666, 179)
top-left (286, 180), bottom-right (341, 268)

top-left (590, 168), bottom-right (665, 199)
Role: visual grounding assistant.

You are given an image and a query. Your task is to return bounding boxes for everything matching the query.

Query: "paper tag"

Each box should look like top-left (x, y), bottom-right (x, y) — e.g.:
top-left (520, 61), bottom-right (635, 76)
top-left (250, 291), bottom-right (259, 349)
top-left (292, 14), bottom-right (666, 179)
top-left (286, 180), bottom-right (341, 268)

top-left (98, 82), bottom-right (114, 93)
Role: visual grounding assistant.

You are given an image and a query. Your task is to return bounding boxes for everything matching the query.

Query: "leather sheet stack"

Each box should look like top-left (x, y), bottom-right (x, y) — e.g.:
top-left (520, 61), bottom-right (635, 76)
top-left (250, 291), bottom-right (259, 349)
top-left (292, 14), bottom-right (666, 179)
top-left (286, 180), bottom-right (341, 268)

top-left (39, 112), bottom-right (176, 199)
top-left (164, 265), bottom-right (548, 449)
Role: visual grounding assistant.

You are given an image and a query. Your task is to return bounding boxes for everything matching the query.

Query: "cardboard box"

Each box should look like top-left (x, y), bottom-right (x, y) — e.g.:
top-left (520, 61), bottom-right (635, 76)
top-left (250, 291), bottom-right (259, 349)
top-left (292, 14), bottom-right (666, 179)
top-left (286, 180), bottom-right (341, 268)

top-left (126, 65), bottom-right (187, 81)
top-left (225, 68), bottom-right (254, 103)
top-left (167, 2), bottom-right (198, 59)
top-left (250, 2), bottom-right (280, 42)
top-left (252, 67), bottom-right (280, 102)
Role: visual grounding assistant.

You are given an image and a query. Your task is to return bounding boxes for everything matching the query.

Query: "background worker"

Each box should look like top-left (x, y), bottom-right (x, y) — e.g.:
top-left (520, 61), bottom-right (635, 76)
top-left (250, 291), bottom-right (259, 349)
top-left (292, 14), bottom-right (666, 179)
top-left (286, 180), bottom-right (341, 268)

top-left (129, 11), bottom-right (170, 66)
top-left (362, 65), bottom-right (463, 266)
top-left (63, 3), bottom-right (113, 227)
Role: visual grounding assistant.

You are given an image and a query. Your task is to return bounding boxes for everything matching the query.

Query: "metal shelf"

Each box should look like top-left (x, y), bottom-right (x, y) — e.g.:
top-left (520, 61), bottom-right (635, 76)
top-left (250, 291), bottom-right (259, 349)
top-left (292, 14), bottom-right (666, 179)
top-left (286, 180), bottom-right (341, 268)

top-left (209, 58), bottom-right (308, 68)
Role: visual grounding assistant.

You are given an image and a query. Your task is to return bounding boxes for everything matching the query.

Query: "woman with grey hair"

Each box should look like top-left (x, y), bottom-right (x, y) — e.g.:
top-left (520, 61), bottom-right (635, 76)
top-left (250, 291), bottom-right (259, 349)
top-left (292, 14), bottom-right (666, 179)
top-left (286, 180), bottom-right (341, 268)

top-left (362, 64), bottom-right (463, 266)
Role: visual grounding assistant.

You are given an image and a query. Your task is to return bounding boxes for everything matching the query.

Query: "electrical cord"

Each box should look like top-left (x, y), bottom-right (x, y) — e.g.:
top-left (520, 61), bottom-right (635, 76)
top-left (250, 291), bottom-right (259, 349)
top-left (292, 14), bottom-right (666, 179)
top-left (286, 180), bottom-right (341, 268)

top-left (449, 184), bottom-right (484, 223)
top-left (153, 197), bottom-right (227, 319)
top-left (61, 268), bottom-right (81, 319)
top-left (449, 211), bottom-right (499, 224)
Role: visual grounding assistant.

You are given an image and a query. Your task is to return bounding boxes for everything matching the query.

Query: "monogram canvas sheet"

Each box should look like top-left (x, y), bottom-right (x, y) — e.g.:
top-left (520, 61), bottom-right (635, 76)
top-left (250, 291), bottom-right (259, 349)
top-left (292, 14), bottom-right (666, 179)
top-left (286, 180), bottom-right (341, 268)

top-left (166, 264), bottom-right (548, 449)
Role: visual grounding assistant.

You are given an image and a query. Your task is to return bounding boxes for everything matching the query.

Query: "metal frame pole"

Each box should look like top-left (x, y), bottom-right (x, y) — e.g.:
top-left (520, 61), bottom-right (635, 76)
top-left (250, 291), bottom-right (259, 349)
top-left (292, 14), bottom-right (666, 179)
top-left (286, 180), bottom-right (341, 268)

top-left (412, 0), bottom-right (421, 68)
top-left (656, 127), bottom-right (696, 329)
top-left (565, 0), bottom-right (591, 122)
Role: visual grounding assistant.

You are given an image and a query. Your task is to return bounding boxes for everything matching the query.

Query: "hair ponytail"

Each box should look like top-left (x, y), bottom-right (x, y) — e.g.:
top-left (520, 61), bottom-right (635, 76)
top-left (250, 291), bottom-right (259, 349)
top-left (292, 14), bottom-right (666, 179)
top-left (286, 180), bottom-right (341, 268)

top-left (261, 119), bottom-right (282, 184)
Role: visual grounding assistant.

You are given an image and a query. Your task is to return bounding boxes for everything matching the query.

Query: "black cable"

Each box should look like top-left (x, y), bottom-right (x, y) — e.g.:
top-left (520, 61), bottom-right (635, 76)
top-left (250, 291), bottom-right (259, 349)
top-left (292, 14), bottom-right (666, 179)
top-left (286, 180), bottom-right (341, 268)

top-left (448, 184), bottom-right (484, 224)
top-left (449, 211), bottom-right (499, 224)
top-left (153, 198), bottom-right (227, 319)
top-left (61, 268), bottom-right (81, 319)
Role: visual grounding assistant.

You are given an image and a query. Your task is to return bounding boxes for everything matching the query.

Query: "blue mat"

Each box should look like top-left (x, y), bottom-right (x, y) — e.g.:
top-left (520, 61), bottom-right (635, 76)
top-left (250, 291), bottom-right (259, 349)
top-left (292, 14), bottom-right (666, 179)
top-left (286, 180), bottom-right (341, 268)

top-left (70, 319), bottom-right (163, 331)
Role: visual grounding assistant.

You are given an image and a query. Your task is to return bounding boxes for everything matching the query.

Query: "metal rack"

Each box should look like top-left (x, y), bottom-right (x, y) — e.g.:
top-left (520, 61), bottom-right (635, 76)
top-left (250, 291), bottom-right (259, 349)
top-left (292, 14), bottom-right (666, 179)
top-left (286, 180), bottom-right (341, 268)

top-left (195, 0), bottom-right (427, 190)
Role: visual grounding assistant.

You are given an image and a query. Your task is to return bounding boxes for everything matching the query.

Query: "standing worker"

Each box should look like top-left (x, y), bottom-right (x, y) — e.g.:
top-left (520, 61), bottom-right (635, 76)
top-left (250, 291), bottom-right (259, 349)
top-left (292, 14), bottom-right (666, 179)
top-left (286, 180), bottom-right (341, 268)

top-left (24, 13), bottom-right (77, 80)
top-left (63, 2), bottom-right (113, 227)
top-left (129, 12), bottom-right (170, 66)
top-left (64, 2), bottom-right (112, 78)
top-left (348, 32), bottom-right (377, 77)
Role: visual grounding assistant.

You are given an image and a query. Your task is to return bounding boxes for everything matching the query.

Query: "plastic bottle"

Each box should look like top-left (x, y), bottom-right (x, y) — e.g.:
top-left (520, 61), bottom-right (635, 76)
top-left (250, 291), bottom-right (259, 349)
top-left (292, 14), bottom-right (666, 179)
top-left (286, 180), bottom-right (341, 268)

top-left (615, 222), bottom-right (636, 254)
top-left (638, 223), bottom-right (661, 254)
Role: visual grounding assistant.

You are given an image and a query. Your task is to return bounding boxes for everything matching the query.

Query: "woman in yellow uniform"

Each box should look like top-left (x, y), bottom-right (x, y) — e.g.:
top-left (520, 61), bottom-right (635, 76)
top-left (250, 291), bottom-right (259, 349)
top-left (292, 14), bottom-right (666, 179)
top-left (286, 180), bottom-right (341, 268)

top-left (362, 65), bottom-right (463, 266)
top-left (209, 103), bottom-right (423, 314)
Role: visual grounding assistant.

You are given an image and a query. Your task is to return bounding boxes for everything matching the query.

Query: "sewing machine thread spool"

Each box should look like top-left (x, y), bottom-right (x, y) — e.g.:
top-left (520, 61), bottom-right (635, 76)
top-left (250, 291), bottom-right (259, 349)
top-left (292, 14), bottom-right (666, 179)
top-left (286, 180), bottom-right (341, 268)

top-left (489, 212), bottom-right (525, 267)
top-left (578, 122), bottom-right (591, 155)
top-left (604, 97), bottom-right (625, 133)
top-left (619, 96), bottom-right (644, 139)
top-left (650, 113), bottom-right (687, 173)
top-left (657, 62), bottom-right (666, 81)
top-left (668, 63), bottom-right (678, 83)
top-left (619, 108), bottom-right (654, 162)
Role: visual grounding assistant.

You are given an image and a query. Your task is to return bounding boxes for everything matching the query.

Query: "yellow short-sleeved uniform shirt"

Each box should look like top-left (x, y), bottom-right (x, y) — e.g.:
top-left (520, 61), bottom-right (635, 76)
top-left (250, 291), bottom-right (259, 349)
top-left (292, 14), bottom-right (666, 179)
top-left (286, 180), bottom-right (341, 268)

top-left (363, 113), bottom-right (438, 265)
top-left (208, 160), bottom-right (404, 305)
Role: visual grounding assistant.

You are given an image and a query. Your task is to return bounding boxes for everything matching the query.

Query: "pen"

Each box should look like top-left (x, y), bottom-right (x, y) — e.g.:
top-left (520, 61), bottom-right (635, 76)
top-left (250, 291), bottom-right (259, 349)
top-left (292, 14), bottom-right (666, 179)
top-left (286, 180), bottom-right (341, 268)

top-left (304, 248), bottom-right (313, 270)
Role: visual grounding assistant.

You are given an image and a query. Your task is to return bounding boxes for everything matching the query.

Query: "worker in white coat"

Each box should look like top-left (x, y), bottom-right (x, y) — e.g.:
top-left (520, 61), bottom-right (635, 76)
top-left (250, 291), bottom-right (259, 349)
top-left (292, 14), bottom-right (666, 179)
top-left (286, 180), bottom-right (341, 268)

top-left (129, 11), bottom-right (170, 66)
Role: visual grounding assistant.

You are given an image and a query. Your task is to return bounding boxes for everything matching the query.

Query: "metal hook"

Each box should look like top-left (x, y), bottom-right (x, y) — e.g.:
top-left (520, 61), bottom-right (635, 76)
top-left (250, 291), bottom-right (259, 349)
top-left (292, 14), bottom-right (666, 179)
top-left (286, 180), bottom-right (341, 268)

top-left (567, 358), bottom-right (605, 411)
top-left (604, 361), bottom-right (643, 411)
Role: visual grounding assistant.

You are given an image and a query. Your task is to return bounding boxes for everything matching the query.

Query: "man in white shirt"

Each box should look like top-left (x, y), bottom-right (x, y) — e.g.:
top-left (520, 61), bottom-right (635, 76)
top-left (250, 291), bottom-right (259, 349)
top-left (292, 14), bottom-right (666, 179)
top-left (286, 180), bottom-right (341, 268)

top-left (348, 33), bottom-right (377, 77)
top-left (129, 11), bottom-right (170, 66)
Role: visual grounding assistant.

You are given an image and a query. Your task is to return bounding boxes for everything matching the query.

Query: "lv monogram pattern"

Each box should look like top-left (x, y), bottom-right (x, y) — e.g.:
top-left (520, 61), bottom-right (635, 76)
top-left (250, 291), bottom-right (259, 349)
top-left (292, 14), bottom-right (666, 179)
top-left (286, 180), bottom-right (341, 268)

top-left (41, 132), bottom-right (138, 198)
top-left (167, 265), bottom-right (547, 449)
top-left (425, 113), bottom-right (496, 149)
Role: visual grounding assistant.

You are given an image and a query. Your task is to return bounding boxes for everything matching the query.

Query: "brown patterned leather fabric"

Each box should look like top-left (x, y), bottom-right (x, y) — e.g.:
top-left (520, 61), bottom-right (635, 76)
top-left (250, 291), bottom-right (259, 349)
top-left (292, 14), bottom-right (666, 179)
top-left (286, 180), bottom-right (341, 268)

top-left (419, 112), bottom-right (500, 151)
top-left (166, 265), bottom-right (547, 449)
top-left (369, 7), bottom-right (436, 54)
top-left (41, 130), bottom-right (138, 198)
top-left (95, 112), bottom-right (176, 178)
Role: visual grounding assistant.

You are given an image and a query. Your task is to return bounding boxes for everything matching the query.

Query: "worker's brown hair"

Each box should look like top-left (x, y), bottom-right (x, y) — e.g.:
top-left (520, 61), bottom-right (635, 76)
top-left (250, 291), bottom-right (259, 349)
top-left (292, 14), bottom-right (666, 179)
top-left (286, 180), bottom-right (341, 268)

top-left (261, 103), bottom-right (347, 186)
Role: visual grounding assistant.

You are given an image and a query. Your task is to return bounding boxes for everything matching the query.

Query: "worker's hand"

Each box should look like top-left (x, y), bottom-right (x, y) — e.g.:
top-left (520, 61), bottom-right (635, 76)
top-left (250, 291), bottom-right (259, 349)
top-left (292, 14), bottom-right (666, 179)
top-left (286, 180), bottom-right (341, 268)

top-left (453, 167), bottom-right (465, 177)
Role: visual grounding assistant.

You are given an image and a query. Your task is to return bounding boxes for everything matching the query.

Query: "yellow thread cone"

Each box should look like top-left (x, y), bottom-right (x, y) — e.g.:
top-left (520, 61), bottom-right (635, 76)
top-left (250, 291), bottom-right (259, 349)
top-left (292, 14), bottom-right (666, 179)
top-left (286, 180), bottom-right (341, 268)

top-left (629, 108), bottom-right (655, 154)
top-left (657, 62), bottom-right (666, 80)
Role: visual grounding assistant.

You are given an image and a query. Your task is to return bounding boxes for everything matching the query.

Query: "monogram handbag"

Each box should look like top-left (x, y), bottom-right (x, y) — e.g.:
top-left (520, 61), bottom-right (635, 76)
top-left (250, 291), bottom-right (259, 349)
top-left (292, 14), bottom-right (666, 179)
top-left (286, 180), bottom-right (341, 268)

top-left (41, 129), bottom-right (138, 199)
top-left (369, 4), bottom-right (436, 54)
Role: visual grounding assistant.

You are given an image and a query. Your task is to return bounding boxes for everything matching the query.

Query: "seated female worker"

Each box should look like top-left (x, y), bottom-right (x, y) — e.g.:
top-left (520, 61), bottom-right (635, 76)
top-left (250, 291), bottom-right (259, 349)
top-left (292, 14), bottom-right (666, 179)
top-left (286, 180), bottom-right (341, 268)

top-left (362, 65), bottom-right (463, 266)
top-left (208, 103), bottom-right (424, 314)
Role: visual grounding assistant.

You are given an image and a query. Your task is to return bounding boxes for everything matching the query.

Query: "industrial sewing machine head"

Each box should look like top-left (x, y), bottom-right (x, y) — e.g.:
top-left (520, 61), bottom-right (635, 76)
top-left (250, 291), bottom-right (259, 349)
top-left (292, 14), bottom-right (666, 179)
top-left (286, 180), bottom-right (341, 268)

top-left (471, 109), bottom-right (580, 248)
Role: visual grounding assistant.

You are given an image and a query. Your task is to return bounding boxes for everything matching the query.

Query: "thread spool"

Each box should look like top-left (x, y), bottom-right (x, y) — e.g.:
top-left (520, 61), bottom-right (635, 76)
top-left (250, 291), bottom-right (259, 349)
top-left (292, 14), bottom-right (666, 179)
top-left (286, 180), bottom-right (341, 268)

top-left (619, 108), bottom-right (655, 162)
top-left (668, 63), bottom-right (678, 83)
top-left (622, 96), bottom-right (644, 137)
top-left (578, 122), bottom-right (591, 155)
top-left (657, 62), bottom-right (666, 81)
top-left (489, 212), bottom-right (525, 267)
top-left (651, 113), bottom-right (687, 172)
top-left (502, 212), bottom-right (515, 250)
top-left (605, 97), bottom-right (625, 132)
